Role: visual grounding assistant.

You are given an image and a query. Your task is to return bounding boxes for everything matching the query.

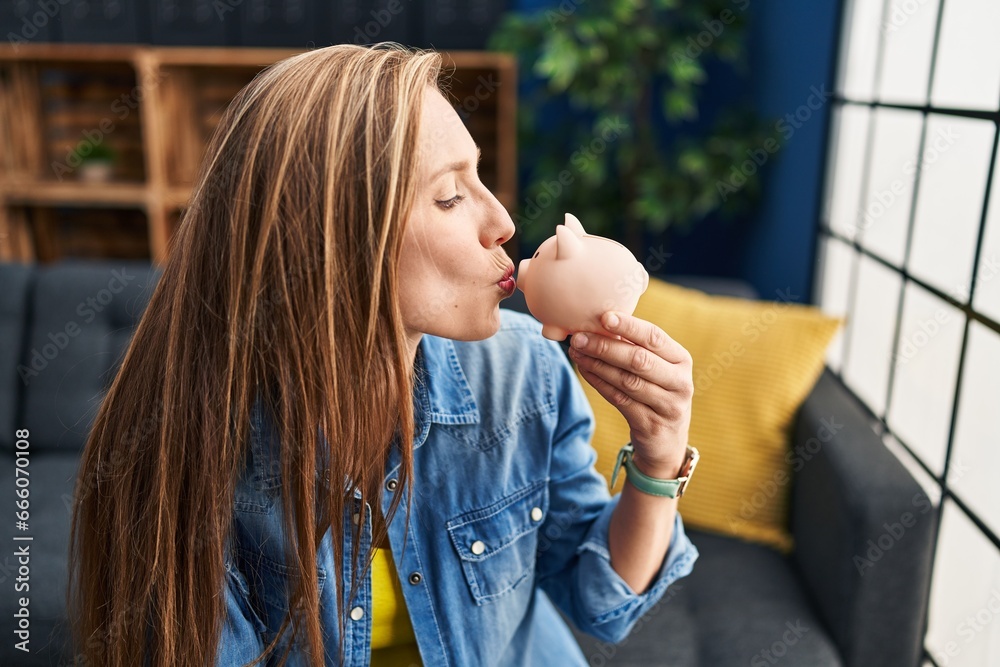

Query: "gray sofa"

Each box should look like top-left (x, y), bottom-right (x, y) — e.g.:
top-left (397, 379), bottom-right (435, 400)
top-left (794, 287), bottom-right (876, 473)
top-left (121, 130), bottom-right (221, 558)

top-left (0, 260), bottom-right (936, 666)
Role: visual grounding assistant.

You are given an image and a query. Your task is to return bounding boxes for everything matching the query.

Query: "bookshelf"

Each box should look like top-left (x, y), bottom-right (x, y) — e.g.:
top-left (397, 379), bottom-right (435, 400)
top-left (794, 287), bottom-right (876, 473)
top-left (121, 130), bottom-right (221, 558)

top-left (0, 43), bottom-right (518, 265)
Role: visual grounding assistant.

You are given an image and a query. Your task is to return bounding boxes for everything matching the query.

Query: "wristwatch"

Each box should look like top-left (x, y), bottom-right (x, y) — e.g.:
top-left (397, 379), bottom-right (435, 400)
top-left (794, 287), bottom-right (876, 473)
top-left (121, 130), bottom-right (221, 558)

top-left (611, 442), bottom-right (700, 499)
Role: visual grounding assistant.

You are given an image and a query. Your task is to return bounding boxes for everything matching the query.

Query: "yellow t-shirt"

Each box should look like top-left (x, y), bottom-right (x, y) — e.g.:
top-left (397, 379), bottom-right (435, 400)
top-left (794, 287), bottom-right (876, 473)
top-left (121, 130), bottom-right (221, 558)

top-left (369, 545), bottom-right (422, 666)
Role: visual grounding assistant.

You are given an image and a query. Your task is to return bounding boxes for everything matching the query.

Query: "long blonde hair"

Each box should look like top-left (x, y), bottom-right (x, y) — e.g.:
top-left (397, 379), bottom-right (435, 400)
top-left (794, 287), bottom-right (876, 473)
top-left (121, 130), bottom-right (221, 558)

top-left (67, 43), bottom-right (444, 667)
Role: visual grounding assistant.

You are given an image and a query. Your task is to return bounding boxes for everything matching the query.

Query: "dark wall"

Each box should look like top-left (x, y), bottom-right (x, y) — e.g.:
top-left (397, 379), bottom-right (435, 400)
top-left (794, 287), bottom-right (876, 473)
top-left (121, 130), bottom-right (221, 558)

top-left (741, 0), bottom-right (842, 304)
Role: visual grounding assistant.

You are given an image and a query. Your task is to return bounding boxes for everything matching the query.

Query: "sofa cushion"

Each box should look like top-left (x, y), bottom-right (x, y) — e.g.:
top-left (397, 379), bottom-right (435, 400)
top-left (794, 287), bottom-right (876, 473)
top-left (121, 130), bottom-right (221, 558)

top-left (19, 261), bottom-right (160, 452)
top-left (0, 451), bottom-right (80, 665)
top-left (576, 278), bottom-right (844, 553)
top-left (560, 528), bottom-right (844, 666)
top-left (0, 263), bottom-right (35, 451)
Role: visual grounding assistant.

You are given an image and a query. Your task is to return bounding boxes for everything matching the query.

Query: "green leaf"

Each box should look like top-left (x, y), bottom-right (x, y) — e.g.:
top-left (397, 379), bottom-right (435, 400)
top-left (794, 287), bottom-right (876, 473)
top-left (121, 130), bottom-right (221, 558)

top-left (535, 31), bottom-right (583, 93)
top-left (678, 149), bottom-right (708, 176)
top-left (634, 26), bottom-right (659, 48)
top-left (662, 88), bottom-right (698, 121)
top-left (586, 42), bottom-right (609, 65)
top-left (611, 0), bottom-right (642, 23)
top-left (667, 56), bottom-right (706, 85)
top-left (574, 19), bottom-right (599, 42)
top-left (594, 18), bottom-right (619, 37)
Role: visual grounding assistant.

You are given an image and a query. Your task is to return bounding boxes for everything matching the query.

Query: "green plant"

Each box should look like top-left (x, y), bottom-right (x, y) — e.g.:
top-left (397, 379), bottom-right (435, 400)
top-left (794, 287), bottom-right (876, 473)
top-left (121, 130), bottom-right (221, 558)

top-left (489, 0), bottom-right (783, 254)
top-left (75, 141), bottom-right (117, 164)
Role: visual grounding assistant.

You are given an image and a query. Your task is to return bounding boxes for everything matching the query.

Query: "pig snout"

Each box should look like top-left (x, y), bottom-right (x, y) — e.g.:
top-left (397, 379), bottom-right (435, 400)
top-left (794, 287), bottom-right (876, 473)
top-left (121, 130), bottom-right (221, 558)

top-left (516, 258), bottom-right (531, 291)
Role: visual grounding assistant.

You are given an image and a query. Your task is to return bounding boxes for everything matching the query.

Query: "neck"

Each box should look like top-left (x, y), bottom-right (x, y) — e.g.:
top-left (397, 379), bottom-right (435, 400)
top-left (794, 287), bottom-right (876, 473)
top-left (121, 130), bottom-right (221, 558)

top-left (405, 330), bottom-right (422, 377)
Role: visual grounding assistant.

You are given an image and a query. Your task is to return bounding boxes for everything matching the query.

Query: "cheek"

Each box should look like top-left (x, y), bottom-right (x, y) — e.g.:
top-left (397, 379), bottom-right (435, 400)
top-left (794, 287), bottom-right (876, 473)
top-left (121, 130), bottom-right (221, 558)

top-left (397, 230), bottom-right (481, 311)
top-left (400, 272), bottom-right (460, 327)
top-left (418, 247), bottom-right (471, 285)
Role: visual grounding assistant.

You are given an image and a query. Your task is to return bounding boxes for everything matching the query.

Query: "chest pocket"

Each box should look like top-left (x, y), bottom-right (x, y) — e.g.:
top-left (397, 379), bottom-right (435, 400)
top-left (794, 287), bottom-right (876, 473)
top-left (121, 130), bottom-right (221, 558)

top-left (446, 478), bottom-right (549, 605)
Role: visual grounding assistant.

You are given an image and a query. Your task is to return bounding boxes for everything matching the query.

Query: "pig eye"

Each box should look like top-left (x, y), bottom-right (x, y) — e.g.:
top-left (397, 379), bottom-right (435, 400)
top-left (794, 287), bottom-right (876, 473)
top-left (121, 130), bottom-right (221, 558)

top-left (533, 251), bottom-right (539, 258)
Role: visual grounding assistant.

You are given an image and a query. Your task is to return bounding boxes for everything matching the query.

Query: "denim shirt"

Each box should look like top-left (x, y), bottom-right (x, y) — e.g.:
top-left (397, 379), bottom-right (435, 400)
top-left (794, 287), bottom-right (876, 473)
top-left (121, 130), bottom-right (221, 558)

top-left (217, 308), bottom-right (699, 666)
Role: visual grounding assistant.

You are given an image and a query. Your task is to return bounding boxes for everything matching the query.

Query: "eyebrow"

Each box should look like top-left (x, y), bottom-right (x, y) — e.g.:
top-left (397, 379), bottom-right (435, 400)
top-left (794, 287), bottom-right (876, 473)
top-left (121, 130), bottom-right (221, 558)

top-left (430, 145), bottom-right (482, 183)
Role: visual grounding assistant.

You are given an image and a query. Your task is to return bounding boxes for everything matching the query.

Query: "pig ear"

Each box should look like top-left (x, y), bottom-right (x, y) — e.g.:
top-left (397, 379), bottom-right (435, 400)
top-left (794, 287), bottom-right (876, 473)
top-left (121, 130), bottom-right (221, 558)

top-left (564, 213), bottom-right (586, 236)
top-left (555, 224), bottom-right (583, 260)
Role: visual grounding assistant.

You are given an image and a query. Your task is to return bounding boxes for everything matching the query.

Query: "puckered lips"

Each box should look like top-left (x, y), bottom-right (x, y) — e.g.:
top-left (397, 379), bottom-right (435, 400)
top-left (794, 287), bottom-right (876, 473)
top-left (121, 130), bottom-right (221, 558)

top-left (497, 264), bottom-right (516, 295)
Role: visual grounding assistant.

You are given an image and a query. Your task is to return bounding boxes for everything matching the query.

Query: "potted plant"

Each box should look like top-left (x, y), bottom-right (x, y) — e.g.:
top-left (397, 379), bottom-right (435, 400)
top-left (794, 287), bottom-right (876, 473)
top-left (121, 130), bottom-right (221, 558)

top-left (76, 142), bottom-right (117, 183)
top-left (489, 0), bottom-right (782, 256)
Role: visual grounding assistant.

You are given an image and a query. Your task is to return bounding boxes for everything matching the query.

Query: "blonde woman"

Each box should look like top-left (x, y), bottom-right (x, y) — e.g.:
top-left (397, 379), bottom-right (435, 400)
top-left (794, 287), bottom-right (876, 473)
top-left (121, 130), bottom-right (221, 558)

top-left (67, 43), bottom-right (699, 667)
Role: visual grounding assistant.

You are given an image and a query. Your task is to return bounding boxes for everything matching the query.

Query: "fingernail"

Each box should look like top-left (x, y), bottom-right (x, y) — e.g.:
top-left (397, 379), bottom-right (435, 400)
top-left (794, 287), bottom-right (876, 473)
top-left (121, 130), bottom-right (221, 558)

top-left (572, 333), bottom-right (589, 348)
top-left (605, 312), bottom-right (619, 328)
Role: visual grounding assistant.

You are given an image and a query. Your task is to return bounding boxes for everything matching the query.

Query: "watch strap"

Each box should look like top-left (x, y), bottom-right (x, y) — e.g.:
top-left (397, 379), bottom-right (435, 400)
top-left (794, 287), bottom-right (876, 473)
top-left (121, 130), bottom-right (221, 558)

top-left (611, 442), bottom-right (692, 499)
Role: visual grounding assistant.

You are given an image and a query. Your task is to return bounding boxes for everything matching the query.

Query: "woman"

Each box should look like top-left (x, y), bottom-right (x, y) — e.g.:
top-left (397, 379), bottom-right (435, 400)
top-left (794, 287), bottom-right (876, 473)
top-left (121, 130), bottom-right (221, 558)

top-left (67, 43), bottom-right (699, 667)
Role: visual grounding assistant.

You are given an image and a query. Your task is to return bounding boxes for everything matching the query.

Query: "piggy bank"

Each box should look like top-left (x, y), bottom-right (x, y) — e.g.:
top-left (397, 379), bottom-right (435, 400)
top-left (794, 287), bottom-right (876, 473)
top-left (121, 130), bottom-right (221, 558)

top-left (516, 212), bottom-right (649, 341)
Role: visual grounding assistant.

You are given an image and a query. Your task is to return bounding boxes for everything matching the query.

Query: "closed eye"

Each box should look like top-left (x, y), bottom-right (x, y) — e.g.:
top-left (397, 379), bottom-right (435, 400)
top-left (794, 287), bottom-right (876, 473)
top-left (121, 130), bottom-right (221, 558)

top-left (436, 194), bottom-right (466, 210)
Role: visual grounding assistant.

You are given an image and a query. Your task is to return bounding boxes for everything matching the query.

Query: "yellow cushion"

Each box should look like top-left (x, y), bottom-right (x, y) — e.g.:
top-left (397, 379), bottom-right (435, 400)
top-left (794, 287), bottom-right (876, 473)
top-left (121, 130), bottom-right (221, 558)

top-left (370, 546), bottom-right (422, 666)
top-left (574, 277), bottom-right (844, 553)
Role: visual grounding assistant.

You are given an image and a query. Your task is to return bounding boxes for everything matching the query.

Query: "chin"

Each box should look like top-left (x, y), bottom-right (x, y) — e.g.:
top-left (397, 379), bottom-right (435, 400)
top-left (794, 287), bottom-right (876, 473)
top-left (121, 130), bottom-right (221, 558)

top-left (412, 297), bottom-right (504, 341)
top-left (448, 308), bottom-right (504, 342)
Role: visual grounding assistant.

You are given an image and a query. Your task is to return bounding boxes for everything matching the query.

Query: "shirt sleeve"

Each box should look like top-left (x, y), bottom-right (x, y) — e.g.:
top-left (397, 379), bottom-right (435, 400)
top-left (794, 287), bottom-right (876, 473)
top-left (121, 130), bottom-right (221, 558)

top-left (534, 336), bottom-right (699, 645)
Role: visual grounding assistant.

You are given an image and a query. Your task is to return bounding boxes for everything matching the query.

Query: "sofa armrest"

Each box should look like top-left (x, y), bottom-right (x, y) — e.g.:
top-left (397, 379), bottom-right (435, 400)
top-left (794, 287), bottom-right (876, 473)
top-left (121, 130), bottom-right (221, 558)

top-left (789, 368), bottom-right (936, 667)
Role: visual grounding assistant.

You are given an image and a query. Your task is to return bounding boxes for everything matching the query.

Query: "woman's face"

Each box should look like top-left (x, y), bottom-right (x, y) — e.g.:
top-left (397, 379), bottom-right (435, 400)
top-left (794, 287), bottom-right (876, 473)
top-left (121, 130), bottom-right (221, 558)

top-left (399, 86), bottom-right (517, 356)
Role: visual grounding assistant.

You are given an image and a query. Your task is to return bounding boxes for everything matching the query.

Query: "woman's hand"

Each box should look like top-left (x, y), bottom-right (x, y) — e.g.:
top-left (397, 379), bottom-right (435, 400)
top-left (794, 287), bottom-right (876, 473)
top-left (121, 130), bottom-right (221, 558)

top-left (567, 310), bottom-right (694, 479)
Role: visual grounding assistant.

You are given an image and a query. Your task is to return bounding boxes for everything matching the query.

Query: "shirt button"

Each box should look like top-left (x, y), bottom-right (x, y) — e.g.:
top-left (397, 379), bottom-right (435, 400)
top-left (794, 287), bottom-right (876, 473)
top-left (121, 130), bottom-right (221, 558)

top-left (350, 606), bottom-right (364, 621)
top-left (386, 478), bottom-right (398, 491)
top-left (471, 540), bottom-right (485, 555)
top-left (352, 512), bottom-right (360, 525)
top-left (530, 507), bottom-right (543, 522)
top-left (408, 572), bottom-right (422, 585)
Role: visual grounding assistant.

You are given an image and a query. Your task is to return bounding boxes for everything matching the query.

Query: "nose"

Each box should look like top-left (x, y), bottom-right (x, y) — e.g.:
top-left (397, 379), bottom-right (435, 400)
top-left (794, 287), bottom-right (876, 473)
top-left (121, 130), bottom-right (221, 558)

top-left (484, 190), bottom-right (516, 248)
top-left (497, 209), bottom-right (516, 247)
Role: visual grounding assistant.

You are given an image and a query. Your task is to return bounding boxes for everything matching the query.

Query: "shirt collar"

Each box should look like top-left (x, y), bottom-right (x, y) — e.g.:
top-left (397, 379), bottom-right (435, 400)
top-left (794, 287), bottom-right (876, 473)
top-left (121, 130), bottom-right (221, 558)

top-left (353, 335), bottom-right (479, 498)
top-left (252, 335), bottom-right (482, 499)
top-left (415, 334), bottom-right (480, 432)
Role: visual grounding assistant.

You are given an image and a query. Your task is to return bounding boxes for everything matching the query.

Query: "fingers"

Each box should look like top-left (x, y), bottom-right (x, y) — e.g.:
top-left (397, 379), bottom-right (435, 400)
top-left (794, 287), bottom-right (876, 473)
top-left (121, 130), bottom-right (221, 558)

top-left (568, 311), bottom-right (695, 445)
top-left (568, 329), bottom-right (691, 397)
top-left (573, 358), bottom-right (638, 410)
top-left (597, 311), bottom-right (691, 365)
